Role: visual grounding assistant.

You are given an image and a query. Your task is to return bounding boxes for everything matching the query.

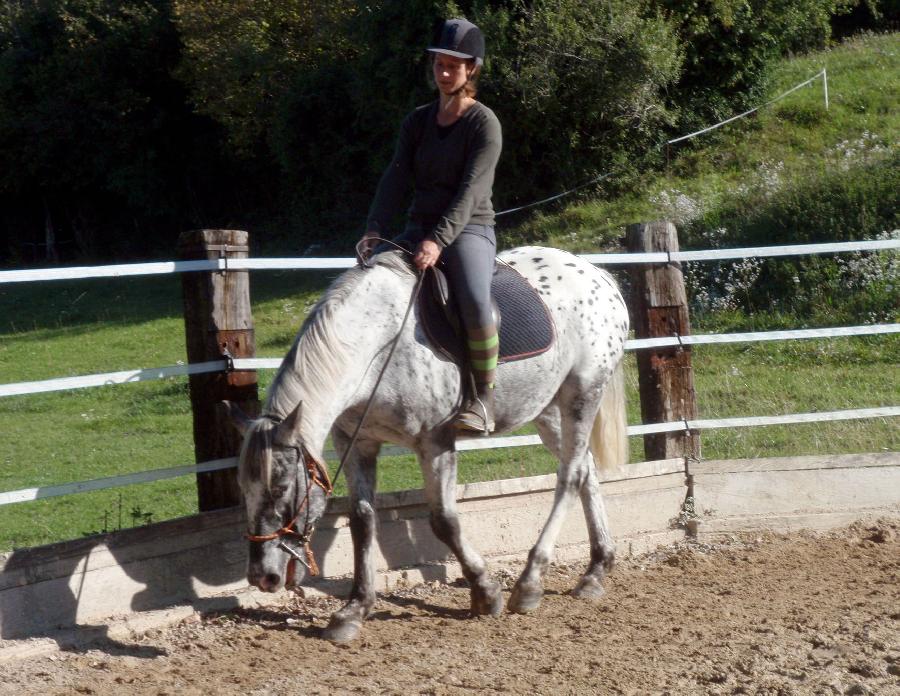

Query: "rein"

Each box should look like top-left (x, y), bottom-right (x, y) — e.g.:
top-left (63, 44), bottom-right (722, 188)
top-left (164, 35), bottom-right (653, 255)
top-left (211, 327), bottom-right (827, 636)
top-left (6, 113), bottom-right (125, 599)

top-left (334, 240), bottom-right (425, 487)
top-left (247, 242), bottom-right (424, 584)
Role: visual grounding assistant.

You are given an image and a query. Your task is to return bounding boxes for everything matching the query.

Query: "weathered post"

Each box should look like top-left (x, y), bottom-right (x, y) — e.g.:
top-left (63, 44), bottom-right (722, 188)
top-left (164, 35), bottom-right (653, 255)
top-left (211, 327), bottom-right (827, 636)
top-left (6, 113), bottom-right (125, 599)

top-left (179, 229), bottom-right (259, 511)
top-left (626, 221), bottom-right (700, 462)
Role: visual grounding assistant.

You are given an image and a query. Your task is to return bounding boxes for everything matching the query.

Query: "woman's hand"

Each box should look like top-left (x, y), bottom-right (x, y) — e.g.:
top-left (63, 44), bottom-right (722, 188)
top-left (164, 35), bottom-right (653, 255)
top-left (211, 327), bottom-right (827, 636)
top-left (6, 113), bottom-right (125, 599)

top-left (357, 230), bottom-right (379, 262)
top-left (413, 239), bottom-right (441, 270)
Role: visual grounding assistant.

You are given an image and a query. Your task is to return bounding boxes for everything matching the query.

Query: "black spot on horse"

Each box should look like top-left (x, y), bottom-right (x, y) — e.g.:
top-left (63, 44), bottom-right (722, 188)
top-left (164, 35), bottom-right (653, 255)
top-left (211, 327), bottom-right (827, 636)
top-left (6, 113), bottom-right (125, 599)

top-left (565, 262), bottom-right (576, 267)
top-left (532, 257), bottom-right (543, 263)
top-left (539, 276), bottom-right (548, 282)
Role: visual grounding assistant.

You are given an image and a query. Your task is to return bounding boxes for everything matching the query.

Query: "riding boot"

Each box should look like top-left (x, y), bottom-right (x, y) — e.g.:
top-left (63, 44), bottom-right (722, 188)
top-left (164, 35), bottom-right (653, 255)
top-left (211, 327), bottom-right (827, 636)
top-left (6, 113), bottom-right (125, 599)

top-left (454, 382), bottom-right (495, 434)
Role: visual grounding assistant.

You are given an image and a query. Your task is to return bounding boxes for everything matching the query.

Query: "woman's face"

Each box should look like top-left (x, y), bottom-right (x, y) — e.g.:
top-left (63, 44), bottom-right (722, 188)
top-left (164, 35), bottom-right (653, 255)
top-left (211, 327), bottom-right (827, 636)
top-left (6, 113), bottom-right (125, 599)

top-left (432, 53), bottom-right (473, 96)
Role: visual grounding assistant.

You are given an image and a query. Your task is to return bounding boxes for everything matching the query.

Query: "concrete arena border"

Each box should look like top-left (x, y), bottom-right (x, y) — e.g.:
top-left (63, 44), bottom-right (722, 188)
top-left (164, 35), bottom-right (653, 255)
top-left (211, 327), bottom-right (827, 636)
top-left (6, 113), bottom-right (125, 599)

top-left (0, 452), bottom-right (897, 656)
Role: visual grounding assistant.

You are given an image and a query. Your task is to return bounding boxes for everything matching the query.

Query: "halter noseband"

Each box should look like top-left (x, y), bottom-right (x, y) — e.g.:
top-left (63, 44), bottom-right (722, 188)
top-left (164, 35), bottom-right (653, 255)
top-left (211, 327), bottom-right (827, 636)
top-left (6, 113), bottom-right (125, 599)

top-left (244, 425), bottom-right (333, 580)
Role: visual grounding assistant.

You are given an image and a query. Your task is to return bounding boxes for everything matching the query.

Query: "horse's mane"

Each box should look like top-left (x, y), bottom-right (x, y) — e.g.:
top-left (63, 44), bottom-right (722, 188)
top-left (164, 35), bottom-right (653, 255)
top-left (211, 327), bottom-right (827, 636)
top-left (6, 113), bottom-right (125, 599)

top-left (264, 251), bottom-right (413, 426)
top-left (238, 418), bottom-right (276, 490)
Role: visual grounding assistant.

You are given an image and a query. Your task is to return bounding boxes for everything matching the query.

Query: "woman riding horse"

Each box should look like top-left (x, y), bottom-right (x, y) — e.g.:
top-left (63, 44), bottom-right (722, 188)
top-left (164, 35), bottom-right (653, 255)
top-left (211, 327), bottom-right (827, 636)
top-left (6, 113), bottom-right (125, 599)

top-left (359, 18), bottom-right (502, 434)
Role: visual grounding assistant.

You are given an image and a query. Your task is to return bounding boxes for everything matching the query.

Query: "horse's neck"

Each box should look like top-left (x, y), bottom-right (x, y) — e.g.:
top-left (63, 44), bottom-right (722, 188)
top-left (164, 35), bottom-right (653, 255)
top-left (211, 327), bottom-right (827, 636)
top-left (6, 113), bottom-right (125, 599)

top-left (265, 267), bottom-right (406, 459)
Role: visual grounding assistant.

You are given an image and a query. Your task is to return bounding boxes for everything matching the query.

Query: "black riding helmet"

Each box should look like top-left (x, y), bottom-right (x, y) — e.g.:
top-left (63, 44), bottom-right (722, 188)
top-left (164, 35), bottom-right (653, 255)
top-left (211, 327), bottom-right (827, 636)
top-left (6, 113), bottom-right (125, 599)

top-left (427, 18), bottom-right (484, 67)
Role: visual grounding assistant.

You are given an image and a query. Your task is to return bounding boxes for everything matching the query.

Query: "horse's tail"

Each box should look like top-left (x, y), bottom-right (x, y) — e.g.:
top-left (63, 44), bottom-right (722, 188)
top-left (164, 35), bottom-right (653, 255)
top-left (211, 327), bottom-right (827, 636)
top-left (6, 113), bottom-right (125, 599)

top-left (590, 360), bottom-right (628, 475)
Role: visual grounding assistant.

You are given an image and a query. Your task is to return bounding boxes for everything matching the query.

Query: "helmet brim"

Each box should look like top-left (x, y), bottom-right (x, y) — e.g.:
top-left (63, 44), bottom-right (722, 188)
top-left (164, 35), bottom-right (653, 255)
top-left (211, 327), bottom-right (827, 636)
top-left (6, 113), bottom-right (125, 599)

top-left (426, 47), bottom-right (483, 65)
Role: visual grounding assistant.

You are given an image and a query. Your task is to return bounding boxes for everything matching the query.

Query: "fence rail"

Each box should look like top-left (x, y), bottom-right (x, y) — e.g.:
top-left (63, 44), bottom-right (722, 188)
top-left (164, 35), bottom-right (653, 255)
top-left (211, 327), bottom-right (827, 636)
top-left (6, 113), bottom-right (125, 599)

top-left (2, 405), bottom-right (896, 507)
top-left (2, 323), bottom-right (898, 398)
top-left (1, 239), bottom-right (898, 284)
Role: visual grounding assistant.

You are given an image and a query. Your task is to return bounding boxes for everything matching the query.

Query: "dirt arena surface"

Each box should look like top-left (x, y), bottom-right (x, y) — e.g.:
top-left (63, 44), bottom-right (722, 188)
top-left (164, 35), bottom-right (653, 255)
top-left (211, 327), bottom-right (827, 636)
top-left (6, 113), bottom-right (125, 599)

top-left (1, 520), bottom-right (897, 696)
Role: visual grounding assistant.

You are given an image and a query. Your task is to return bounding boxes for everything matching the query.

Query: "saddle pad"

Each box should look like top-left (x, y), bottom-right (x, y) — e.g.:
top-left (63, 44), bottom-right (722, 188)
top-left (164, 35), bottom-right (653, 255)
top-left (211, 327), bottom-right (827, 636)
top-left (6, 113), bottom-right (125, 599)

top-left (419, 262), bottom-right (556, 365)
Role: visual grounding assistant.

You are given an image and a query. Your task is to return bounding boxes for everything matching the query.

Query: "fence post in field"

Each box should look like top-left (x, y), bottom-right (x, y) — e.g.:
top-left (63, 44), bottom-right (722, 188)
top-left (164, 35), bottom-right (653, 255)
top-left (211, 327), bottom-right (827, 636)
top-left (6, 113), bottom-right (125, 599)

top-left (179, 229), bottom-right (259, 511)
top-left (625, 221), bottom-right (700, 462)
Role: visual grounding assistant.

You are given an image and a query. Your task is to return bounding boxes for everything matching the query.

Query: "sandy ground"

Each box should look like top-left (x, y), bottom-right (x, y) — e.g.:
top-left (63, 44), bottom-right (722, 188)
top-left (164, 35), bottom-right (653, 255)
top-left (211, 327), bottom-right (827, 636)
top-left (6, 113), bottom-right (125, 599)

top-left (0, 519), bottom-right (897, 696)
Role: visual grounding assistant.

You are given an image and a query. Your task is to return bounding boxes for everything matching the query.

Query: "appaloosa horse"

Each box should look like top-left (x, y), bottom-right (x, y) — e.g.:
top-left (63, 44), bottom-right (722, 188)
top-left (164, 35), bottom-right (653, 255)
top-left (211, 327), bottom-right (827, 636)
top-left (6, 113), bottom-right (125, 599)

top-left (224, 246), bottom-right (629, 642)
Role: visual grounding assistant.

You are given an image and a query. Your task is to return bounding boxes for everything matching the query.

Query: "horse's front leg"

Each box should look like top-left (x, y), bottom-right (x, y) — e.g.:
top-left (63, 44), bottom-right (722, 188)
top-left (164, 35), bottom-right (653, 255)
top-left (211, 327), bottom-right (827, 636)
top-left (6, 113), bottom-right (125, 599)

top-left (322, 434), bottom-right (380, 643)
top-left (420, 440), bottom-right (503, 617)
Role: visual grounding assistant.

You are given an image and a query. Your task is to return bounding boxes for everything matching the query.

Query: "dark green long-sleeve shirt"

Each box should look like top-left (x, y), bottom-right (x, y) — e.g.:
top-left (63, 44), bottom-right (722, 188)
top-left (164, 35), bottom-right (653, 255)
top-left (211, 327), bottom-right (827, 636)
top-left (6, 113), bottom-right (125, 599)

top-left (366, 100), bottom-right (502, 248)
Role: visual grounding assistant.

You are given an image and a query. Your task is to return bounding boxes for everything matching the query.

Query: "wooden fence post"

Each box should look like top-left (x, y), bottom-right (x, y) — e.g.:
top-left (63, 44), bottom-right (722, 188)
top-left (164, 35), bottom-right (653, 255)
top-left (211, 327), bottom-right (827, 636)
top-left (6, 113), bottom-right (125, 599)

top-left (179, 229), bottom-right (259, 511)
top-left (626, 221), bottom-right (700, 462)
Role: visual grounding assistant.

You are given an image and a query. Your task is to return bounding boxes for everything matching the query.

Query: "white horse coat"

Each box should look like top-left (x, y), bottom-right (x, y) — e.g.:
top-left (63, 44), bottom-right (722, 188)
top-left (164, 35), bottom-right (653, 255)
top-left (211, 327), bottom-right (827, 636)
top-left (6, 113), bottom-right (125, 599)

top-left (226, 245), bottom-right (629, 642)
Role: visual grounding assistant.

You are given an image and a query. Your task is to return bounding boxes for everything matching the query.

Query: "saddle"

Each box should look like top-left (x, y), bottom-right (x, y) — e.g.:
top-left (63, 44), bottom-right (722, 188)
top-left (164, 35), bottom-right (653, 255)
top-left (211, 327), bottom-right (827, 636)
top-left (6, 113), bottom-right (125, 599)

top-left (419, 262), bottom-right (556, 366)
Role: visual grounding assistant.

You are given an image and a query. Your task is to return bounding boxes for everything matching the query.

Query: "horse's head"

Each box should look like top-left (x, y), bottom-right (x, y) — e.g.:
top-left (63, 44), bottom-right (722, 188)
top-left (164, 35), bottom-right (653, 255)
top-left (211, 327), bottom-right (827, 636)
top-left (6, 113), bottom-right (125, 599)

top-left (222, 401), bottom-right (331, 592)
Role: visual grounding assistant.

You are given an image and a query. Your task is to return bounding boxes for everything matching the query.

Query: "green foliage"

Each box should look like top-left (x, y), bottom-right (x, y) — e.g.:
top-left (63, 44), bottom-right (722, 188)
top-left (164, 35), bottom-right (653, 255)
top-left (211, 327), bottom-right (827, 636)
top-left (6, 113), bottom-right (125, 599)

top-left (173, 0), bottom-right (357, 156)
top-left (0, 0), bottom-right (213, 259)
top-left (682, 151), bottom-right (899, 322)
top-left (513, 33), bottom-right (899, 325)
top-left (475, 0), bottom-right (681, 207)
top-left (0, 1), bottom-right (895, 260)
top-left (656, 0), bottom-right (858, 128)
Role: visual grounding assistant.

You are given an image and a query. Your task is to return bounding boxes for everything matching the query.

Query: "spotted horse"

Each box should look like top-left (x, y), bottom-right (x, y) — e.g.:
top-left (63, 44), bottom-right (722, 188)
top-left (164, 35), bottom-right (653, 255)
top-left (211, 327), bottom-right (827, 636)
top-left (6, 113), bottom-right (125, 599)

top-left (223, 246), bottom-right (630, 642)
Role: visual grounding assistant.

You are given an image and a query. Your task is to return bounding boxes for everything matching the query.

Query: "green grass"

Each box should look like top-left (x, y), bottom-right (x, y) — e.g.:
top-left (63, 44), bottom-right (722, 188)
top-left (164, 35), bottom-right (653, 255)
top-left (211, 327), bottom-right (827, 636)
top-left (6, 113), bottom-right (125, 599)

top-left (1, 34), bottom-right (898, 551)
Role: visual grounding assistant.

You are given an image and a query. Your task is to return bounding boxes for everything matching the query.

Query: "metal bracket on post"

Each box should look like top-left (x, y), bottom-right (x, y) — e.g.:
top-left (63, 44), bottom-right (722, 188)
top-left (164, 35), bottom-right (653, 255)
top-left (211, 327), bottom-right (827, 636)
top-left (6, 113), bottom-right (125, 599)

top-left (203, 243), bottom-right (249, 275)
top-left (221, 346), bottom-right (235, 373)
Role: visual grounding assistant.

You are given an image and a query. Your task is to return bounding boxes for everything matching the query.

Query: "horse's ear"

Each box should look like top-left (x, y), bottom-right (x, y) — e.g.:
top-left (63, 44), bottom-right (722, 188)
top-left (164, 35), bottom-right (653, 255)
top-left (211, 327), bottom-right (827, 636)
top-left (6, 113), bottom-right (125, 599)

top-left (219, 400), bottom-right (252, 436)
top-left (274, 401), bottom-right (304, 446)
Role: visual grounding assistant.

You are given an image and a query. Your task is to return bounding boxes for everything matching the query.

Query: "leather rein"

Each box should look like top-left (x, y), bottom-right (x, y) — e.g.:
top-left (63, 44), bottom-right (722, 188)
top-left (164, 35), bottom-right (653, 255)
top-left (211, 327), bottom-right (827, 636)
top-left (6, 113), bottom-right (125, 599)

top-left (246, 243), bottom-right (422, 587)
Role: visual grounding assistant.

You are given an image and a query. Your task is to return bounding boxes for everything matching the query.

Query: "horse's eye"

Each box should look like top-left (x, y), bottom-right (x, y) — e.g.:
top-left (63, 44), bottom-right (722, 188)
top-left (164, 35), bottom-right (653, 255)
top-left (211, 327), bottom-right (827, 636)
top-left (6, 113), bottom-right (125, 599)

top-left (269, 486), bottom-right (286, 499)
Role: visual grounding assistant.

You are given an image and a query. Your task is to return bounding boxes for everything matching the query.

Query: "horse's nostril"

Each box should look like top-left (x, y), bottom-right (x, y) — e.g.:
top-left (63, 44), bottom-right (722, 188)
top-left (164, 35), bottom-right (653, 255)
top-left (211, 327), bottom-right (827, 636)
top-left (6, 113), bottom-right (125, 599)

top-left (262, 573), bottom-right (281, 591)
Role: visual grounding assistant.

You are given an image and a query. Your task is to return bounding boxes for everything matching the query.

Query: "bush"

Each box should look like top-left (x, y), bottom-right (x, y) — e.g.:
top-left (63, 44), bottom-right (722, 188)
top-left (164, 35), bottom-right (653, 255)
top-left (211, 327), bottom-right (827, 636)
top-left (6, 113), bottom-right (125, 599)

top-left (0, 0), bottom-right (239, 261)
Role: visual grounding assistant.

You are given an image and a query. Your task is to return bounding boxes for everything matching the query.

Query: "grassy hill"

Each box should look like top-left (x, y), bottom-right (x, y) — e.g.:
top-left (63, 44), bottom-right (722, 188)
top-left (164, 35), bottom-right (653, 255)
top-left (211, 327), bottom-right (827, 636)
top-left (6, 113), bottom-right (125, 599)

top-left (0, 33), bottom-right (897, 550)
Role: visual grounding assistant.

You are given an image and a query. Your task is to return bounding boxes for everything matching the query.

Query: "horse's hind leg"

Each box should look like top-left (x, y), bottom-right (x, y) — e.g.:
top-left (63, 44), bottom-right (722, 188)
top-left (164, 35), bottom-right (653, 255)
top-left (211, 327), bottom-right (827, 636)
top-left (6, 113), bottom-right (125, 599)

top-left (420, 440), bottom-right (503, 617)
top-left (322, 433), bottom-right (380, 643)
top-left (571, 463), bottom-right (615, 599)
top-left (509, 399), bottom-right (599, 614)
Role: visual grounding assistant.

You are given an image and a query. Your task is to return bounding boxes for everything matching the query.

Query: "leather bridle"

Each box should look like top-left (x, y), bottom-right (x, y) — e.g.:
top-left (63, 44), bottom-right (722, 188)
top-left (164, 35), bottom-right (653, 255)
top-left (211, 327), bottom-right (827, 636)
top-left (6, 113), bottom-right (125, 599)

top-left (245, 439), bottom-right (333, 581)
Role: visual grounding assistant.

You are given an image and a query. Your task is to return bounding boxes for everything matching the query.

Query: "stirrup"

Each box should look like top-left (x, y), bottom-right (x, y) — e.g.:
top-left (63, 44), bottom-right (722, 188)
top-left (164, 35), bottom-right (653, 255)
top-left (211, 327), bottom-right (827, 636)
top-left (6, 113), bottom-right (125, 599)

top-left (454, 395), bottom-right (494, 435)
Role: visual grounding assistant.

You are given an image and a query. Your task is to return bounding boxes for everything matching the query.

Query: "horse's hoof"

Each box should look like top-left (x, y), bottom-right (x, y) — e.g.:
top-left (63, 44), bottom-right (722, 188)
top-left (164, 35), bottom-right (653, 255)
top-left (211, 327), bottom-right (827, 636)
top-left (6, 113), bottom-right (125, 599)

top-left (508, 582), bottom-right (543, 614)
top-left (322, 616), bottom-right (362, 643)
top-left (471, 581), bottom-right (504, 617)
top-left (571, 575), bottom-right (606, 601)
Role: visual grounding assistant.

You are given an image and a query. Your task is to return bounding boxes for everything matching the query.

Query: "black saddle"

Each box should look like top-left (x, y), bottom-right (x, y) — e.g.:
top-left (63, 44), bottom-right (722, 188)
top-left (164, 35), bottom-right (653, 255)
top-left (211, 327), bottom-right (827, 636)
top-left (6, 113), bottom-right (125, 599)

top-left (419, 262), bottom-right (556, 366)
